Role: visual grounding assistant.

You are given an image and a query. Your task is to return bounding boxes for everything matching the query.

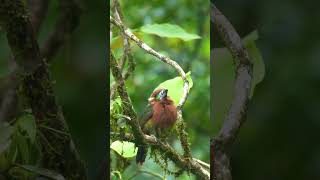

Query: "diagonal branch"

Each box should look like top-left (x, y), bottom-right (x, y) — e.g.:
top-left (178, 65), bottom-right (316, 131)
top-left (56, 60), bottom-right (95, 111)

top-left (0, 0), bottom-right (49, 123)
top-left (211, 3), bottom-right (253, 180)
top-left (111, 132), bottom-right (210, 170)
top-left (0, 0), bottom-right (82, 123)
top-left (41, 0), bottom-right (82, 61)
top-left (27, 0), bottom-right (49, 35)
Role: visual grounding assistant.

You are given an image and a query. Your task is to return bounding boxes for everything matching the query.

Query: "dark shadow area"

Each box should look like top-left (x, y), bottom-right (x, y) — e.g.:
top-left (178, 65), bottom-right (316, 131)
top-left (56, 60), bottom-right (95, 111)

top-left (213, 1), bottom-right (320, 179)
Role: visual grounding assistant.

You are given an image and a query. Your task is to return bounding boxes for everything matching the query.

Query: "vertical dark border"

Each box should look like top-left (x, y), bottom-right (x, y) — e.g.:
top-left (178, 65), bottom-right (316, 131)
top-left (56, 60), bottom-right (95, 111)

top-left (97, 1), bottom-right (110, 179)
top-left (210, 0), bottom-right (214, 179)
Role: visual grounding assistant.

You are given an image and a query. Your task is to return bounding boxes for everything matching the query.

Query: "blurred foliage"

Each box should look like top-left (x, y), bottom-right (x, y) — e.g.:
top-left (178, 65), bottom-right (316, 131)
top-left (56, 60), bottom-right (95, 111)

top-left (0, 0), bottom-right (106, 179)
top-left (214, 1), bottom-right (320, 179)
top-left (0, 113), bottom-right (50, 179)
top-left (110, 0), bottom-right (210, 179)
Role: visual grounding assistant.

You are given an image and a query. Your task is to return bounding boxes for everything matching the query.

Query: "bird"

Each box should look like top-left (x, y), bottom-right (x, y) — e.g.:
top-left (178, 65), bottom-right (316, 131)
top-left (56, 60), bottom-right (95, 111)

top-left (136, 88), bottom-right (177, 165)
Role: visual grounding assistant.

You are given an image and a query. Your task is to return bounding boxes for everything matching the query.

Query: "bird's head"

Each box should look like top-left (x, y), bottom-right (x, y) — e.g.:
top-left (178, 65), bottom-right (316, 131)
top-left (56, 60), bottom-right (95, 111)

top-left (149, 89), bottom-right (168, 102)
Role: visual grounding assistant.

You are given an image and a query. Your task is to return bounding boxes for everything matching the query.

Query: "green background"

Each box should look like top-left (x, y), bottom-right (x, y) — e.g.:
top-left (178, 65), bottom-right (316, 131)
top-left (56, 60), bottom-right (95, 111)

top-left (0, 0), bottom-right (106, 179)
top-left (213, 0), bottom-right (320, 179)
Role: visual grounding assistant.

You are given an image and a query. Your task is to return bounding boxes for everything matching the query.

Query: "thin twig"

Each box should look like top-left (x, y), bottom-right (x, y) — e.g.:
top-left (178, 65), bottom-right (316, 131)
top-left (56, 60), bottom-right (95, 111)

top-left (110, 0), bottom-right (135, 100)
top-left (128, 169), bottom-right (165, 180)
top-left (193, 158), bottom-right (210, 170)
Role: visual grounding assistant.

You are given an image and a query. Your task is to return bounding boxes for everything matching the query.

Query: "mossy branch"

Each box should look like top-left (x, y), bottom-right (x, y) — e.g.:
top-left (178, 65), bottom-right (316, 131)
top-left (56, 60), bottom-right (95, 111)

top-left (0, 0), bottom-right (87, 179)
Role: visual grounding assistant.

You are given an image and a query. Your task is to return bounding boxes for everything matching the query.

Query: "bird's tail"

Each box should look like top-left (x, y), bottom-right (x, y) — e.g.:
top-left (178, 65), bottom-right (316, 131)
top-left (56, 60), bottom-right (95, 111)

top-left (136, 146), bottom-right (147, 165)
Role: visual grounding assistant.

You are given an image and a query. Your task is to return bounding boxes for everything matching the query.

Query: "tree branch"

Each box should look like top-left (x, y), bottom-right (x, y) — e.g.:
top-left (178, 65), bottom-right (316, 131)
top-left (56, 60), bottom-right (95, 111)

top-left (110, 52), bottom-right (209, 179)
top-left (110, 52), bottom-right (146, 146)
top-left (0, 0), bottom-right (80, 123)
top-left (211, 3), bottom-right (253, 180)
top-left (110, 10), bottom-right (192, 160)
top-left (110, 0), bottom-right (135, 100)
top-left (27, 0), bottom-right (49, 35)
top-left (110, 132), bottom-right (210, 179)
top-left (110, 2), bottom-right (208, 178)
top-left (110, 16), bottom-right (189, 109)
top-left (0, 0), bottom-right (87, 179)
top-left (0, 0), bottom-right (49, 123)
top-left (41, 0), bottom-right (82, 61)
top-left (0, 0), bottom-right (42, 75)
top-left (0, 72), bottom-right (20, 123)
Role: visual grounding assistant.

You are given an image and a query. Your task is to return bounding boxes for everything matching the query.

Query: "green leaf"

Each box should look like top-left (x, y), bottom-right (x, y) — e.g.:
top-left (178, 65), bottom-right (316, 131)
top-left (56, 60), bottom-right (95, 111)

top-left (154, 71), bottom-right (193, 105)
top-left (18, 165), bottom-right (65, 180)
top-left (110, 96), bottom-right (122, 112)
top-left (0, 123), bottom-right (13, 154)
top-left (16, 114), bottom-right (37, 143)
top-left (243, 31), bottom-right (265, 98)
top-left (243, 30), bottom-right (258, 44)
top-left (110, 141), bottom-right (137, 158)
top-left (212, 30), bottom-right (265, 135)
top-left (140, 23), bottom-right (201, 41)
top-left (16, 133), bottom-right (30, 164)
top-left (212, 48), bottom-right (235, 135)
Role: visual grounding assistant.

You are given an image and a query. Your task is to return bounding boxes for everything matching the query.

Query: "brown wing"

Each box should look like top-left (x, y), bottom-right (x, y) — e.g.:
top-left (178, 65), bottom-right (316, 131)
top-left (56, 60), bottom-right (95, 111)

top-left (139, 103), bottom-right (153, 131)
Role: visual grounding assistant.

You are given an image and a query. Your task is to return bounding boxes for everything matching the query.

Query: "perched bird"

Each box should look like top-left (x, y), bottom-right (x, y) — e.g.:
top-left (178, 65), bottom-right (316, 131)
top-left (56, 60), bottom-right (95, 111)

top-left (136, 88), bottom-right (177, 165)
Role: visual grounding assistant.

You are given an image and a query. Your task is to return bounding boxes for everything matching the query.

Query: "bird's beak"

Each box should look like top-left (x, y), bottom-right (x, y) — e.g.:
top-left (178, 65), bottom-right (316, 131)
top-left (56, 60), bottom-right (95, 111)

top-left (164, 89), bottom-right (168, 97)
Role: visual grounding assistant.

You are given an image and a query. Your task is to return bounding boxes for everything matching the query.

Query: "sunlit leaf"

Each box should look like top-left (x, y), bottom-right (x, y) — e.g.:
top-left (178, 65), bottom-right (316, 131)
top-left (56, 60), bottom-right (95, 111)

top-left (110, 141), bottom-right (137, 158)
top-left (154, 71), bottom-right (193, 105)
top-left (140, 23), bottom-right (201, 41)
